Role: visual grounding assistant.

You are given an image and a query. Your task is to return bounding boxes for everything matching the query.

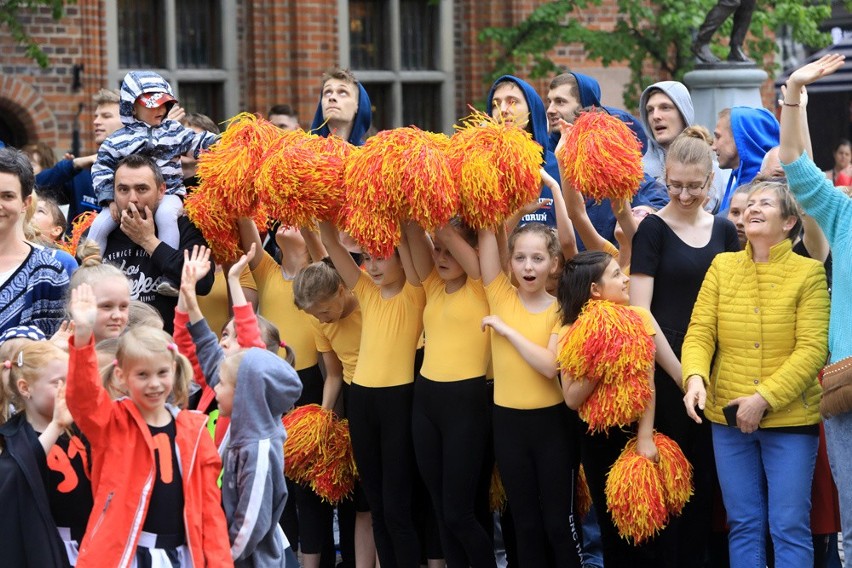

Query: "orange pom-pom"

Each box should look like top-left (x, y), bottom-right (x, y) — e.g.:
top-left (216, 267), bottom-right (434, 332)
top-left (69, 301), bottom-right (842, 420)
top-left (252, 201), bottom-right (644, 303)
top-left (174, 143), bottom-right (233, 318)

top-left (576, 465), bottom-right (592, 518)
top-left (605, 432), bottom-right (693, 543)
top-left (557, 110), bottom-right (644, 202)
top-left (398, 130), bottom-right (458, 231)
top-left (282, 404), bottom-right (357, 504)
top-left (196, 112), bottom-right (282, 218)
top-left (654, 432), bottom-right (693, 515)
top-left (605, 438), bottom-right (668, 543)
top-left (184, 190), bottom-right (267, 264)
top-left (558, 301), bottom-right (655, 432)
top-left (65, 210), bottom-right (97, 258)
top-left (449, 110), bottom-right (543, 229)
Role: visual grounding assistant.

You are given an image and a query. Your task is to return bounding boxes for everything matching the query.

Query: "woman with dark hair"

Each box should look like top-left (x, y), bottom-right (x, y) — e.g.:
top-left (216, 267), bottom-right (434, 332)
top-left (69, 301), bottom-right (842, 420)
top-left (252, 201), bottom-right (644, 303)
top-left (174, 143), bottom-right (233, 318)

top-left (823, 139), bottom-right (852, 186)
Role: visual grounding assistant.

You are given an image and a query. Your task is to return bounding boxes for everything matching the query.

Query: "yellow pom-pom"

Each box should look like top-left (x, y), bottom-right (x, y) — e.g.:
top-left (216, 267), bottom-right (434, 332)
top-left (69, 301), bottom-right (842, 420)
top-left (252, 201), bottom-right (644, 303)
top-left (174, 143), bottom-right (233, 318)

top-left (558, 301), bottom-right (655, 432)
top-left (557, 111), bottom-right (644, 202)
top-left (654, 432), bottom-right (693, 515)
top-left (449, 110), bottom-right (543, 229)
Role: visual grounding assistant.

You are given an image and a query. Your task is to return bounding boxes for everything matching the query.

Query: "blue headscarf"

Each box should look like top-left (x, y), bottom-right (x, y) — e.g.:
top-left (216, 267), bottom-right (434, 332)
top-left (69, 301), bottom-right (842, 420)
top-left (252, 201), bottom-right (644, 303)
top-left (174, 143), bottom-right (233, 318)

top-left (310, 82), bottom-right (373, 146)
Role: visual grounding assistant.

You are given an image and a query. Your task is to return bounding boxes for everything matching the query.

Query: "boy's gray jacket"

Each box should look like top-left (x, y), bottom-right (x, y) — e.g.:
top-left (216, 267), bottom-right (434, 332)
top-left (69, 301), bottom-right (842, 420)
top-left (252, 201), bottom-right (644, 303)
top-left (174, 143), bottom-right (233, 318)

top-left (220, 347), bottom-right (302, 567)
top-left (91, 70), bottom-right (217, 204)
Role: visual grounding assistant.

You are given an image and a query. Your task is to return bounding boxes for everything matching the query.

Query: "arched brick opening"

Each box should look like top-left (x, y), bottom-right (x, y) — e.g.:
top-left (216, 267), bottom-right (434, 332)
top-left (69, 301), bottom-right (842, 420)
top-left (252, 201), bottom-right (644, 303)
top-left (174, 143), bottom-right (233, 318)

top-left (0, 76), bottom-right (58, 149)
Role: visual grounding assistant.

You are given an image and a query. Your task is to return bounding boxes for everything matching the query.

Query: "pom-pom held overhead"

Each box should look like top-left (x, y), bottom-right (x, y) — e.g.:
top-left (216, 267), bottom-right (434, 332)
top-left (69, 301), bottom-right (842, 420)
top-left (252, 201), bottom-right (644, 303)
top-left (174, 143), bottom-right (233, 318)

top-left (184, 191), bottom-right (267, 264)
top-left (557, 110), bottom-right (644, 202)
top-left (341, 127), bottom-right (456, 257)
top-left (558, 301), bottom-right (655, 432)
top-left (255, 130), bottom-right (354, 227)
top-left (448, 110), bottom-right (543, 229)
top-left (195, 112), bottom-right (282, 218)
top-left (282, 404), bottom-right (357, 504)
top-left (605, 432), bottom-right (693, 543)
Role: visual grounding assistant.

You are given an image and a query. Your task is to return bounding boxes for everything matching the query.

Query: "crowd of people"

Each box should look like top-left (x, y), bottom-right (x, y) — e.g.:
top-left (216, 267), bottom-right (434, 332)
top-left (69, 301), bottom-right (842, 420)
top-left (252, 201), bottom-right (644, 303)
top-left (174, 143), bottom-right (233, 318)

top-left (0, 52), bottom-right (850, 568)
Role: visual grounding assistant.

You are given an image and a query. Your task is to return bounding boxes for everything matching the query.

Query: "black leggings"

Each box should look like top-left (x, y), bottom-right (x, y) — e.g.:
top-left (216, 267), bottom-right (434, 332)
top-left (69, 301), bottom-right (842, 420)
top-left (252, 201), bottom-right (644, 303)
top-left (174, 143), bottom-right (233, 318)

top-left (412, 375), bottom-right (496, 568)
top-left (493, 403), bottom-right (583, 568)
top-left (581, 425), bottom-right (659, 568)
top-left (348, 382), bottom-right (420, 568)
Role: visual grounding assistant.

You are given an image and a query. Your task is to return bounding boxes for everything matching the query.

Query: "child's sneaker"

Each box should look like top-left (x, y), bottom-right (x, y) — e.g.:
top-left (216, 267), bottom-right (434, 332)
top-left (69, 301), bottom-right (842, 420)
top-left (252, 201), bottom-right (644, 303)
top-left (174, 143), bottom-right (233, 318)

top-left (157, 280), bottom-right (180, 297)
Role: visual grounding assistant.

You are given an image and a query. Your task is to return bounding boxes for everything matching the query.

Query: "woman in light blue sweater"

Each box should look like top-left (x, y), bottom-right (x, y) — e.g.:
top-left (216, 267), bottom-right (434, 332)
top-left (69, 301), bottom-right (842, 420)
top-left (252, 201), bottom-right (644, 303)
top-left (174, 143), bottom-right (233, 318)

top-left (779, 52), bottom-right (852, 561)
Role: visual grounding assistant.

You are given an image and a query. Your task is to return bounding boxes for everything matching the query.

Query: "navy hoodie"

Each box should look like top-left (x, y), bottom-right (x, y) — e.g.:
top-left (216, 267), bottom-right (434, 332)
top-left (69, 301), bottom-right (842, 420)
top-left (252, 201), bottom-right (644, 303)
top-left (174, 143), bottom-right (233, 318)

top-left (719, 106), bottom-right (780, 211)
top-left (310, 82), bottom-right (373, 146)
top-left (487, 75), bottom-right (561, 227)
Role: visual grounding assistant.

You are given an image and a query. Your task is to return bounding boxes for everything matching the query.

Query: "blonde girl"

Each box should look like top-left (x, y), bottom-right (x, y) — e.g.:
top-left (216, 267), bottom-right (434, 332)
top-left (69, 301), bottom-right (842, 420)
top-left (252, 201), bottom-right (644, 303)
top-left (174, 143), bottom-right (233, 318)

top-left (66, 284), bottom-right (231, 567)
top-left (68, 256), bottom-right (131, 342)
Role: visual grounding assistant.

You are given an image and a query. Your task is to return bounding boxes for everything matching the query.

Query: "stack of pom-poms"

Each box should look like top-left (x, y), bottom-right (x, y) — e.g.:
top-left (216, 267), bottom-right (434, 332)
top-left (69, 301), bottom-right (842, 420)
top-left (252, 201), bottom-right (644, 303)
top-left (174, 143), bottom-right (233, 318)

top-left (282, 404), bottom-right (357, 504)
top-left (605, 432), bottom-right (693, 543)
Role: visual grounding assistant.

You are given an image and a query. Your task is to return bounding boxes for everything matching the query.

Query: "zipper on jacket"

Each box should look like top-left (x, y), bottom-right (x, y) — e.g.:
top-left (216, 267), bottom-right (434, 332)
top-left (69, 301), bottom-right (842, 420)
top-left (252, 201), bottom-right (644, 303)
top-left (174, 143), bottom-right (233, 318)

top-left (177, 418), bottom-right (207, 567)
top-left (88, 491), bottom-right (114, 541)
top-left (119, 469), bottom-right (155, 567)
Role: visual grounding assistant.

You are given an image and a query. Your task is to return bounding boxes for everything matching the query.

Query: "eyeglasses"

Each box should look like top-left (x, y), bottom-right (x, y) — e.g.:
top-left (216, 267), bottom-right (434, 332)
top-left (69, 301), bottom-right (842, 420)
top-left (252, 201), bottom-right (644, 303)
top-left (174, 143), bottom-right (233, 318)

top-left (666, 173), bottom-right (711, 196)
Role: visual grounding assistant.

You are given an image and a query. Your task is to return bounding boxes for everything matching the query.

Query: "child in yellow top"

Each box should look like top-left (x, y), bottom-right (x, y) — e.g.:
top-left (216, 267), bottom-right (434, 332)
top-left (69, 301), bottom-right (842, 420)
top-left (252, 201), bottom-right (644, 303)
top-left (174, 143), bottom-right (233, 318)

top-left (403, 218), bottom-right (495, 567)
top-left (319, 220), bottom-right (425, 568)
top-left (479, 212), bottom-right (582, 567)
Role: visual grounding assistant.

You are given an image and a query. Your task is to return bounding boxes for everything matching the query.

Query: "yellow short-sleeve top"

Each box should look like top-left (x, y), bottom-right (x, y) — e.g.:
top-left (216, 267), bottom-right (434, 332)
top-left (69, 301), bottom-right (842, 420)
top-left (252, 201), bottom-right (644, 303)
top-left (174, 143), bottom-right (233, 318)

top-left (311, 305), bottom-right (362, 384)
top-left (420, 270), bottom-right (490, 382)
top-left (485, 272), bottom-right (563, 410)
top-left (252, 252), bottom-right (318, 371)
top-left (351, 272), bottom-right (426, 388)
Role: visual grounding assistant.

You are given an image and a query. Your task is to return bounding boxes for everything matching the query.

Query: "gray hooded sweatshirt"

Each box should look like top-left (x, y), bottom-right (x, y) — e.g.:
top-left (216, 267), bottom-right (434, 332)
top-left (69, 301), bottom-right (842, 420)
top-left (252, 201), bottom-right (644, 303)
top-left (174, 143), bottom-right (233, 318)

top-left (220, 348), bottom-right (302, 567)
top-left (639, 81), bottom-right (729, 213)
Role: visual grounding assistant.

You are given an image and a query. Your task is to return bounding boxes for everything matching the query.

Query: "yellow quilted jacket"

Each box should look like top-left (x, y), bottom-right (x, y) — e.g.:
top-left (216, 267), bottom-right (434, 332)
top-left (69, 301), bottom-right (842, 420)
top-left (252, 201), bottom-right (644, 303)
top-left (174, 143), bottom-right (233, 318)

top-left (681, 239), bottom-right (829, 428)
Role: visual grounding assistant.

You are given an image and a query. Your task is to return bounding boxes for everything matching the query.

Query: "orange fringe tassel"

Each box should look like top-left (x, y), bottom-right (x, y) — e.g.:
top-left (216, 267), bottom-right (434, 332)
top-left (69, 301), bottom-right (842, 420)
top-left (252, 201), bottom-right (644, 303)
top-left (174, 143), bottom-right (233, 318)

top-left (558, 301), bottom-right (655, 432)
top-left (605, 432), bottom-right (693, 543)
top-left (577, 465), bottom-right (592, 518)
top-left (489, 464), bottom-right (507, 513)
top-left (64, 210), bottom-right (97, 258)
top-left (448, 110), bottom-right (543, 229)
top-left (556, 111), bottom-right (644, 202)
top-left (282, 404), bottom-right (357, 504)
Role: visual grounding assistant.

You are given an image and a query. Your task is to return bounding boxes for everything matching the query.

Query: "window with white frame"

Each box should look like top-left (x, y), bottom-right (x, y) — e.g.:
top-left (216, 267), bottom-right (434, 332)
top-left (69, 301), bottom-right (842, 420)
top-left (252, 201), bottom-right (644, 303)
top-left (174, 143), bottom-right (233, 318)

top-left (341, 0), bottom-right (455, 133)
top-left (106, 0), bottom-right (238, 124)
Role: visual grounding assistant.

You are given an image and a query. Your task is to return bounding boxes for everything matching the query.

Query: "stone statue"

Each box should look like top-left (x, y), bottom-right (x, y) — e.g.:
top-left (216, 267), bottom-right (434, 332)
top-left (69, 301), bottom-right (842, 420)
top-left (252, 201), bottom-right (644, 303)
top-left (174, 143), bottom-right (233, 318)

top-left (692, 0), bottom-right (757, 65)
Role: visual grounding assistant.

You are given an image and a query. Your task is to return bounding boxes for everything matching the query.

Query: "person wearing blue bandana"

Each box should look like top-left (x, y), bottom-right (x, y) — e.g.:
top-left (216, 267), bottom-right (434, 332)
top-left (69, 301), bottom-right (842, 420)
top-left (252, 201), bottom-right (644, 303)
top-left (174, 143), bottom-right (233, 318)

top-left (310, 67), bottom-right (372, 147)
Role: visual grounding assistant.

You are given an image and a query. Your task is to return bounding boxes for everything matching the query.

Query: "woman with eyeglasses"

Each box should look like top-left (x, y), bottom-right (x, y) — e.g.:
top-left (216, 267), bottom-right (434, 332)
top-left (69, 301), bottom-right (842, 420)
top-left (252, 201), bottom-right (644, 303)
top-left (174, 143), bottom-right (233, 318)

top-left (629, 126), bottom-right (740, 565)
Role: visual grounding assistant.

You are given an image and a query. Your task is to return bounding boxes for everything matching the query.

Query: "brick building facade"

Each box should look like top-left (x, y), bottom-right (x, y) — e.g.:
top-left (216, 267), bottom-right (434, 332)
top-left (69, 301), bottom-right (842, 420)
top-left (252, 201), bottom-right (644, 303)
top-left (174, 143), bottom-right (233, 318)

top-left (0, 0), bottom-right (773, 157)
top-left (0, 0), bottom-right (647, 156)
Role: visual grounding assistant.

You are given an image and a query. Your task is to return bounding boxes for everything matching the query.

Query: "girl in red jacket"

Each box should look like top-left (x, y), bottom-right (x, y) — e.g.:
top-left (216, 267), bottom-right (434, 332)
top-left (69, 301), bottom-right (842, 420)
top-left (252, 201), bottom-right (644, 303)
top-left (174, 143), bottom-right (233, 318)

top-left (66, 283), bottom-right (232, 568)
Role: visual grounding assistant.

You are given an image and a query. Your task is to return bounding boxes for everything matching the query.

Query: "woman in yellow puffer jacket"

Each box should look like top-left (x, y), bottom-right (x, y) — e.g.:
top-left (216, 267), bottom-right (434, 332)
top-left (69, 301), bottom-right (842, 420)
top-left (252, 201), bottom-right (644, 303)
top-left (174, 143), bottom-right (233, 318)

top-left (682, 180), bottom-right (829, 568)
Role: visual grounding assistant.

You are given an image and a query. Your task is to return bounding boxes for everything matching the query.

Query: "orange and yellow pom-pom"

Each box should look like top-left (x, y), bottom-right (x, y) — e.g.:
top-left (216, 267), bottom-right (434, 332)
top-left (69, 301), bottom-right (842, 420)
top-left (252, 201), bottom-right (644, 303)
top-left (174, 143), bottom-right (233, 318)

top-left (195, 112), bottom-right (282, 218)
top-left (398, 129), bottom-right (458, 232)
top-left (576, 465), bottom-right (592, 518)
top-left (65, 210), bottom-right (97, 258)
top-left (449, 110), bottom-right (543, 229)
top-left (654, 432), bottom-right (693, 514)
top-left (556, 110), bottom-right (644, 202)
top-left (282, 404), bottom-right (357, 504)
top-left (490, 464), bottom-right (507, 513)
top-left (605, 432), bottom-right (693, 543)
top-left (184, 190), bottom-right (267, 264)
top-left (558, 301), bottom-right (655, 432)
top-left (257, 131), bottom-right (354, 227)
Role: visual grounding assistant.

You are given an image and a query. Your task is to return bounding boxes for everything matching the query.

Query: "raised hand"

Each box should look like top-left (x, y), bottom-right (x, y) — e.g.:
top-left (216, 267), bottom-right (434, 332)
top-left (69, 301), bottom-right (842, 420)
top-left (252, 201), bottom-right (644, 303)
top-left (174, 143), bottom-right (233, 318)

top-left (69, 284), bottom-right (98, 340)
top-left (52, 381), bottom-right (73, 429)
top-left (228, 242), bottom-right (256, 281)
top-left (788, 54), bottom-right (845, 88)
top-left (50, 320), bottom-right (75, 350)
top-left (182, 245), bottom-right (212, 286)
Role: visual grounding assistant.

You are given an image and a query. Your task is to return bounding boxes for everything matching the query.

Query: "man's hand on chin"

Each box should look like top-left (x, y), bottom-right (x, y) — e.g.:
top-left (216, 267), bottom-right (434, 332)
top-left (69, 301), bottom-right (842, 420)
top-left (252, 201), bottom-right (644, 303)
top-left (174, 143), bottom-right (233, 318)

top-left (120, 202), bottom-right (160, 254)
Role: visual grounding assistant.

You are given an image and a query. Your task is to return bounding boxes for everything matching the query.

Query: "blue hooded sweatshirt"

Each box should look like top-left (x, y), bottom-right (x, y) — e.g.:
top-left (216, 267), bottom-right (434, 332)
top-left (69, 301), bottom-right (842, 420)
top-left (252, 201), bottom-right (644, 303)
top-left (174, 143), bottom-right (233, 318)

top-left (487, 75), bottom-right (561, 227)
top-left (310, 82), bottom-right (373, 146)
top-left (719, 106), bottom-right (780, 211)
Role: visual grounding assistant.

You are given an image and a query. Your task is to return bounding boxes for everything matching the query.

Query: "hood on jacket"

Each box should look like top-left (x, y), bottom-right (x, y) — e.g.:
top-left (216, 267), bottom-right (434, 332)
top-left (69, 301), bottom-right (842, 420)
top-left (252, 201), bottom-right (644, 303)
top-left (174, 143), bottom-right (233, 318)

top-left (719, 106), bottom-right (780, 210)
top-left (547, 72), bottom-right (602, 151)
top-left (230, 348), bottom-right (302, 446)
top-left (119, 71), bottom-right (177, 126)
top-left (487, 75), bottom-right (549, 157)
top-left (311, 82), bottom-right (373, 146)
top-left (638, 81), bottom-right (694, 171)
